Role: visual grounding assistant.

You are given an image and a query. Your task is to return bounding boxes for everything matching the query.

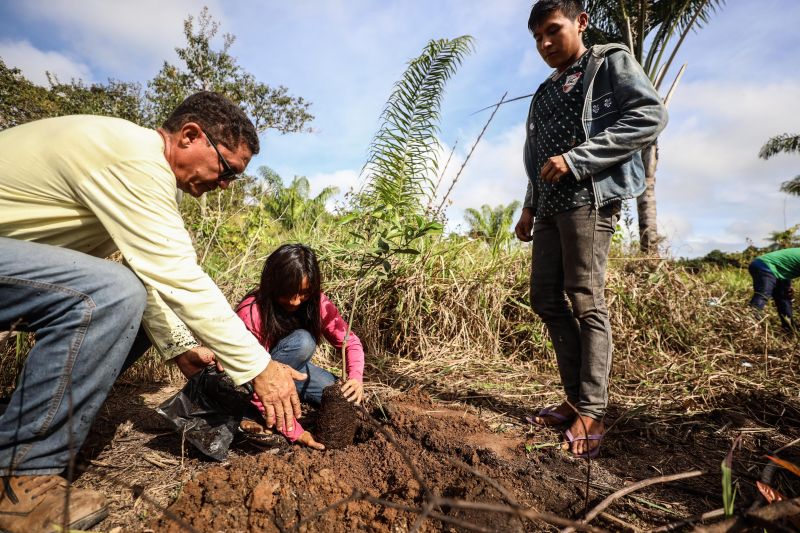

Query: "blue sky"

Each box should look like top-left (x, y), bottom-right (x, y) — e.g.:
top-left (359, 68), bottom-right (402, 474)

top-left (1, 0), bottom-right (799, 257)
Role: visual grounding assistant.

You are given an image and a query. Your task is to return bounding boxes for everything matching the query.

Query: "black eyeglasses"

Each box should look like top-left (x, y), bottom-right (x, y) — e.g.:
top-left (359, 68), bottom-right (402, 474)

top-left (201, 129), bottom-right (240, 182)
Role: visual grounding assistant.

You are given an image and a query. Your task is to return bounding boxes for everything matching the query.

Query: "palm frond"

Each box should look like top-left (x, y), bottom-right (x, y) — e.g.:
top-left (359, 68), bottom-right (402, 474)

top-left (586, 0), bottom-right (724, 85)
top-left (361, 36), bottom-right (474, 214)
top-left (780, 176), bottom-right (800, 196)
top-left (760, 133), bottom-right (800, 160)
top-left (465, 201), bottom-right (521, 242)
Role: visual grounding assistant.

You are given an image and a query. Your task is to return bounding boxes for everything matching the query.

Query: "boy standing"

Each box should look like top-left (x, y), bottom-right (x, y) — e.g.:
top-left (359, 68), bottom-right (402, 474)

top-left (514, 0), bottom-right (667, 457)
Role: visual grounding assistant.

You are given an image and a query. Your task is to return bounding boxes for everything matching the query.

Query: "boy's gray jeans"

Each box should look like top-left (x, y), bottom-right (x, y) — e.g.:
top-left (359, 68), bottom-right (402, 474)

top-left (530, 202), bottom-right (619, 420)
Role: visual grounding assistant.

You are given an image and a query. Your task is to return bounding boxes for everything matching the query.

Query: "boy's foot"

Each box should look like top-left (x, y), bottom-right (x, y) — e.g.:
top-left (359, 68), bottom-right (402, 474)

top-left (562, 415), bottom-right (605, 458)
top-left (0, 475), bottom-right (108, 533)
top-left (527, 402), bottom-right (576, 427)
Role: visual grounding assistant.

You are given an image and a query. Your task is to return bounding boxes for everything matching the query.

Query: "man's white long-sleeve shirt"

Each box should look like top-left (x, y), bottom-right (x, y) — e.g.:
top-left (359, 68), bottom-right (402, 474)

top-left (0, 115), bottom-right (269, 385)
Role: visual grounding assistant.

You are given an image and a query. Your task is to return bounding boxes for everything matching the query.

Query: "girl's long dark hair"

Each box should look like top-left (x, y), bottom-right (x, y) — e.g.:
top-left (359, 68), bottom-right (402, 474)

top-left (242, 243), bottom-right (322, 346)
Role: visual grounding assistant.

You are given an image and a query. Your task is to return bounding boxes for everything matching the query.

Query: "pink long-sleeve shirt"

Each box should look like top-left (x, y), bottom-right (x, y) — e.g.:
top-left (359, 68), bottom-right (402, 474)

top-left (236, 292), bottom-right (365, 442)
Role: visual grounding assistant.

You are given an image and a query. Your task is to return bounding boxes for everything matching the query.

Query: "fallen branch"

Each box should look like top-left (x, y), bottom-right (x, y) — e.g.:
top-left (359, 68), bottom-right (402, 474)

top-left (437, 498), bottom-right (606, 532)
top-left (562, 470), bottom-right (705, 532)
top-left (599, 511), bottom-right (642, 532)
top-left (647, 507), bottom-right (725, 532)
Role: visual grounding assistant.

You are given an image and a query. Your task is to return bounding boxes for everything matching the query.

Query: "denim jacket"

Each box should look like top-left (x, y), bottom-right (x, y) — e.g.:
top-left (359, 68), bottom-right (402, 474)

top-left (523, 44), bottom-right (668, 209)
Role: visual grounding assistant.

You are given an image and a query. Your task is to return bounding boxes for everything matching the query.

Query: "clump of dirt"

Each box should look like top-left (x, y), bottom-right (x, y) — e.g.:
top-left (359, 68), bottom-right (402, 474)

top-left (154, 389), bottom-right (564, 532)
top-left (315, 381), bottom-right (359, 449)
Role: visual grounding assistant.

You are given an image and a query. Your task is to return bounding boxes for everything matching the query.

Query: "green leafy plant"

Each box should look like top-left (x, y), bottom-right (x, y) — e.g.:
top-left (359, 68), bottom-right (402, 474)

top-left (721, 436), bottom-right (741, 517)
top-left (720, 458), bottom-right (736, 517)
top-left (359, 36), bottom-right (474, 215)
top-left (333, 36), bottom-right (473, 379)
top-left (258, 166), bottom-right (339, 231)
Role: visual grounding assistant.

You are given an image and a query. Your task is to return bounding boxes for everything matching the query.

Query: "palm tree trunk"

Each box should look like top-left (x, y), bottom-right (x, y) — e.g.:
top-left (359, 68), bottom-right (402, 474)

top-left (637, 141), bottom-right (660, 254)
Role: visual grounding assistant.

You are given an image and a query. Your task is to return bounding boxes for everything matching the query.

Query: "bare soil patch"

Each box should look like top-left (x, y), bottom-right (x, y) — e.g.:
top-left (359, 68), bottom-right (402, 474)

top-left (73, 381), bottom-right (800, 532)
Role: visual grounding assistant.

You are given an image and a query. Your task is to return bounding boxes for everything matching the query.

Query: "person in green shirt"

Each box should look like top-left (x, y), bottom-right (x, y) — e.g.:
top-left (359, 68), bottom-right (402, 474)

top-left (748, 247), bottom-right (800, 332)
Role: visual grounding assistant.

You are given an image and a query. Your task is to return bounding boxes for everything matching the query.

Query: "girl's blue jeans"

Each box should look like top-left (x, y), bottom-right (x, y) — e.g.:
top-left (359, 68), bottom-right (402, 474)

top-left (270, 329), bottom-right (336, 406)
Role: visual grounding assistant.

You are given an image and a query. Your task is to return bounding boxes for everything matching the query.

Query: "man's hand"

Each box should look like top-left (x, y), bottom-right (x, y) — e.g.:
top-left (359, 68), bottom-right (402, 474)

top-left (296, 431), bottom-right (325, 450)
top-left (341, 379), bottom-right (364, 405)
top-left (174, 346), bottom-right (223, 378)
top-left (540, 155), bottom-right (570, 184)
top-left (251, 360), bottom-right (306, 433)
top-left (514, 207), bottom-right (535, 242)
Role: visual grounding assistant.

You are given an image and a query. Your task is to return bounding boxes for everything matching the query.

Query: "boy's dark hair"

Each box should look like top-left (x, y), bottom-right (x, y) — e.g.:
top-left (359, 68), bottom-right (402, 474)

top-left (162, 91), bottom-right (259, 155)
top-left (239, 243), bottom-right (322, 347)
top-left (528, 0), bottom-right (585, 33)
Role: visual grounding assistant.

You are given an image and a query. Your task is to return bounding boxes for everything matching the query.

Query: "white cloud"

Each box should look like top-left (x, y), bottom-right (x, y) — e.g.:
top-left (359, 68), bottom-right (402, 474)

top-left (435, 124), bottom-right (528, 231)
top-left (15, 0), bottom-right (223, 79)
top-left (0, 40), bottom-right (92, 85)
top-left (657, 79), bottom-right (800, 256)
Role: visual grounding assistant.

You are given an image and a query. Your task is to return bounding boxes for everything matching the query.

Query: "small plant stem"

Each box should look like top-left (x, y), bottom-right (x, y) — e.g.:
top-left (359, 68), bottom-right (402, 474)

top-left (430, 139), bottom-right (458, 209)
top-left (435, 91), bottom-right (507, 215)
top-left (647, 508), bottom-right (725, 532)
top-left (340, 278), bottom-right (364, 382)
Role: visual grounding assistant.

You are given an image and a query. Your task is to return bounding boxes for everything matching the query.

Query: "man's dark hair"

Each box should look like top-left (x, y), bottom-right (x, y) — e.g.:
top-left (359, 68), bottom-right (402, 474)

top-left (528, 0), bottom-right (585, 33)
top-left (162, 91), bottom-right (259, 155)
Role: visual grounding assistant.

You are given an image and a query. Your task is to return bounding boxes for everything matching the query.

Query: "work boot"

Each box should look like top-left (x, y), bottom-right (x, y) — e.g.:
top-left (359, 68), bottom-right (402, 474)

top-left (0, 475), bottom-right (108, 533)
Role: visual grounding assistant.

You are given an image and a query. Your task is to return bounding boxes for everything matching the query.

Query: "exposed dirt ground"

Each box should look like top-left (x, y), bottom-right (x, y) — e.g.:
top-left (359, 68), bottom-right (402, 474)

top-left (73, 379), bottom-right (800, 532)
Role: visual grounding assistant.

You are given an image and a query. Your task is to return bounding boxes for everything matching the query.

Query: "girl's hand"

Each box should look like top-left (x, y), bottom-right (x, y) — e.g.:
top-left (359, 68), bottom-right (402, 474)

top-left (297, 431), bottom-right (325, 450)
top-left (341, 379), bottom-right (364, 405)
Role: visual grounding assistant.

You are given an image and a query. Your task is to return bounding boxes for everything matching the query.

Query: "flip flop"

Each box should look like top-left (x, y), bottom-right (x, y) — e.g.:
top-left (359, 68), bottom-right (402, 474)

top-left (564, 429), bottom-right (603, 459)
top-left (525, 406), bottom-right (573, 426)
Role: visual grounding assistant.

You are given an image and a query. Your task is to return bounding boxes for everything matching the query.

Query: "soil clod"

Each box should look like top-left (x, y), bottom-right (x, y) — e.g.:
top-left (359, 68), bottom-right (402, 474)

top-left (315, 381), bottom-right (359, 449)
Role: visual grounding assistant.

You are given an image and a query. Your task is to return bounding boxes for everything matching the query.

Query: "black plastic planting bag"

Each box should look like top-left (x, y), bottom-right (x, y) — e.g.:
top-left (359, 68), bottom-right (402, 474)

top-left (156, 366), bottom-right (258, 461)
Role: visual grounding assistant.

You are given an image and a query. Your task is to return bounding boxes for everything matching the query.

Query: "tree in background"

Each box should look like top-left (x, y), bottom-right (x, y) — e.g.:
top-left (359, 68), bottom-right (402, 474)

top-left (146, 7), bottom-right (312, 134)
top-left (1, 8), bottom-right (312, 138)
top-left (760, 133), bottom-right (800, 196)
top-left (0, 59), bottom-right (144, 129)
top-left (464, 201), bottom-right (521, 248)
top-left (585, 0), bottom-right (725, 254)
top-left (0, 59), bottom-right (56, 129)
top-left (337, 36), bottom-right (474, 283)
top-left (47, 77), bottom-right (144, 124)
top-left (258, 166), bottom-right (339, 231)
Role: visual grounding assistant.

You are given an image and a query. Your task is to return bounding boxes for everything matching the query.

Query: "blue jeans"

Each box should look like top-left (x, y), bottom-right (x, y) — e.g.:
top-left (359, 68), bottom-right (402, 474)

top-left (270, 330), bottom-right (336, 406)
top-left (0, 237), bottom-right (148, 476)
top-left (749, 258), bottom-right (793, 326)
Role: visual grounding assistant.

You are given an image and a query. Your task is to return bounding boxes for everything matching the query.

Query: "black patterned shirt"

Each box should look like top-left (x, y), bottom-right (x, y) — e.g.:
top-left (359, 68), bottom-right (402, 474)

top-left (531, 50), bottom-right (593, 218)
